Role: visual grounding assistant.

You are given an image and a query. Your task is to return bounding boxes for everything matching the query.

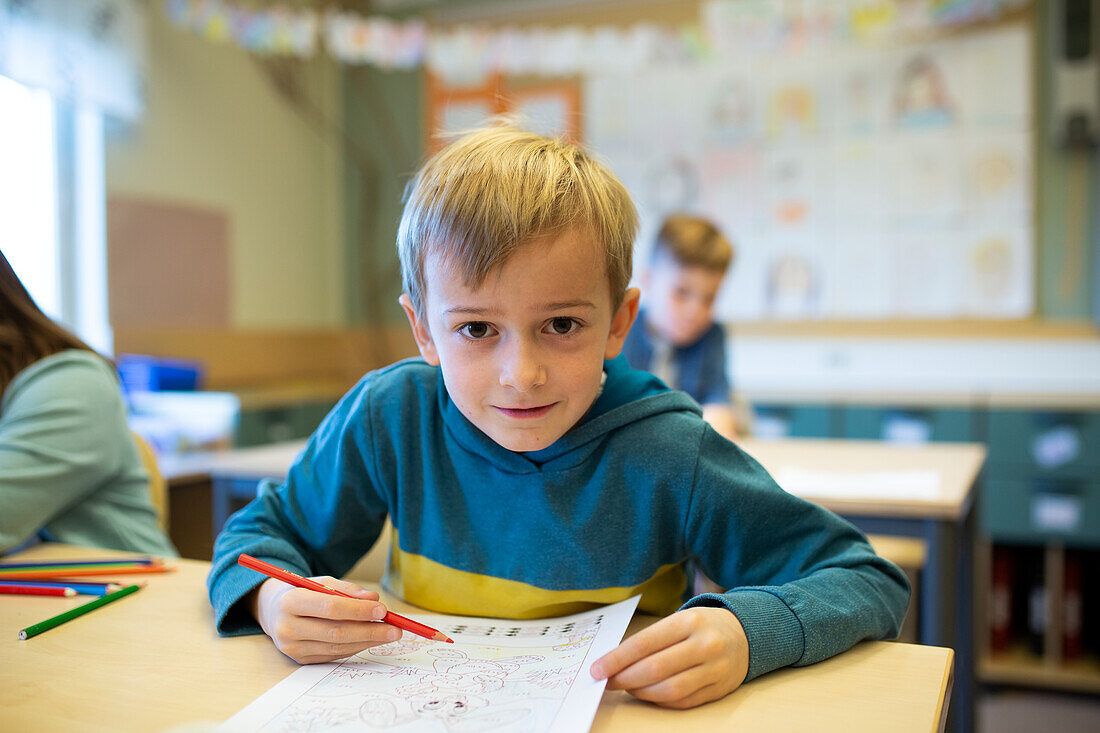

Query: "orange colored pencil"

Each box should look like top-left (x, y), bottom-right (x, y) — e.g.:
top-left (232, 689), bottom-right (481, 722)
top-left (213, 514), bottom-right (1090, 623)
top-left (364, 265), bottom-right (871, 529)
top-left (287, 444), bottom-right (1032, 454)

top-left (0, 565), bottom-right (175, 580)
top-left (0, 584), bottom-right (76, 597)
top-left (237, 554), bottom-right (453, 643)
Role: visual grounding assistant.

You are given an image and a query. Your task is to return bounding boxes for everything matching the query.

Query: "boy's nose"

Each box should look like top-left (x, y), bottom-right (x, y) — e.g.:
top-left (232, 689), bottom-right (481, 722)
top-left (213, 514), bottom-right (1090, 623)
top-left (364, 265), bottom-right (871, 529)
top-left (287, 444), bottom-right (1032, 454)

top-left (499, 342), bottom-right (546, 392)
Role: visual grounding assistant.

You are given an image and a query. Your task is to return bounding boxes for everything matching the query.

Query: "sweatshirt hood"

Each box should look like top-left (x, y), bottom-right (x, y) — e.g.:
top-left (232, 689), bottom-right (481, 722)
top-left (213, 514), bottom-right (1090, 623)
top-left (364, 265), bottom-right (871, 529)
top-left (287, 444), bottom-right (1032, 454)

top-left (439, 355), bottom-right (702, 474)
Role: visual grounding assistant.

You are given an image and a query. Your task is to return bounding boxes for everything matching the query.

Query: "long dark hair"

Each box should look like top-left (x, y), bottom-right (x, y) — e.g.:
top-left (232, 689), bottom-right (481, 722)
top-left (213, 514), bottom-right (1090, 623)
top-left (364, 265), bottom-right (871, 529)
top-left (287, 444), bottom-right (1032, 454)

top-left (0, 249), bottom-right (97, 395)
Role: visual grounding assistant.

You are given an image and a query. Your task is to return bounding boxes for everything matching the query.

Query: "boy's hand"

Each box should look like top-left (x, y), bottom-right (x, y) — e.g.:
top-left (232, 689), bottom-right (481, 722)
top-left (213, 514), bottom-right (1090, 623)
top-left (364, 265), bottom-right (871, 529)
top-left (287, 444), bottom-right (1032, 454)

top-left (589, 607), bottom-right (749, 709)
top-left (250, 576), bottom-right (402, 664)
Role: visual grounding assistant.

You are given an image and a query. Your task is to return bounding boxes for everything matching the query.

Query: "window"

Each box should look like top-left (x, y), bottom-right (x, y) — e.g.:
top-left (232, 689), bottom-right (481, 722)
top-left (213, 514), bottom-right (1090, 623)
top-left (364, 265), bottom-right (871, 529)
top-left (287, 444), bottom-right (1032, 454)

top-left (0, 74), bottom-right (59, 319)
top-left (0, 74), bottom-right (111, 353)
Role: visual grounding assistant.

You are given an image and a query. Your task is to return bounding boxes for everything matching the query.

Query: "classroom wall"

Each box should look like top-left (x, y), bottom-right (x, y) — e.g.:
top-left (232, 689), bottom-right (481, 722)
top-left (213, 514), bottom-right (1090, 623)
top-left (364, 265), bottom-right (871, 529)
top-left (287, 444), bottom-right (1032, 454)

top-left (341, 67), bottom-right (424, 327)
top-left (105, 6), bottom-right (346, 329)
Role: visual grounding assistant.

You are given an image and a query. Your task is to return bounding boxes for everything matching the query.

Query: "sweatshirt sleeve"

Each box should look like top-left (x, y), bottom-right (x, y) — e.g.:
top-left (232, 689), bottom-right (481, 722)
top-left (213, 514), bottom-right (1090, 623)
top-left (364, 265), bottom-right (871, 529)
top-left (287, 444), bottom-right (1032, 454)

top-left (0, 357), bottom-right (129, 552)
top-left (680, 426), bottom-right (910, 682)
top-left (206, 384), bottom-right (390, 636)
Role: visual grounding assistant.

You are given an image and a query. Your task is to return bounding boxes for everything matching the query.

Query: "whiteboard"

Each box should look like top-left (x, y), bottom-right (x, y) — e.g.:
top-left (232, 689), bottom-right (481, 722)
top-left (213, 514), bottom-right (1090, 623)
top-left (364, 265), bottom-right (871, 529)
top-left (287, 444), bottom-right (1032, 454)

top-left (585, 24), bottom-right (1033, 322)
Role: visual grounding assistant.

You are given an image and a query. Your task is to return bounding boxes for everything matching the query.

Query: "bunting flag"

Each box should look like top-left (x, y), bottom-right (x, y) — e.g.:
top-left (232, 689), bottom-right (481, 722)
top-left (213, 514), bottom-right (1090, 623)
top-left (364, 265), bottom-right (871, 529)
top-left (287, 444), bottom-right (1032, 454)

top-left (162, 0), bottom-right (1031, 82)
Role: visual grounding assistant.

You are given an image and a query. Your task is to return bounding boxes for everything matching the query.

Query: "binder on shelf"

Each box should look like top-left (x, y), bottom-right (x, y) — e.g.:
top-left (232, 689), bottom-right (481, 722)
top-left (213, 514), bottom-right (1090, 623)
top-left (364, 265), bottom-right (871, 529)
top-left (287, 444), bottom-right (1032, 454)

top-left (990, 545), bottom-right (1013, 653)
top-left (1063, 550), bottom-right (1083, 661)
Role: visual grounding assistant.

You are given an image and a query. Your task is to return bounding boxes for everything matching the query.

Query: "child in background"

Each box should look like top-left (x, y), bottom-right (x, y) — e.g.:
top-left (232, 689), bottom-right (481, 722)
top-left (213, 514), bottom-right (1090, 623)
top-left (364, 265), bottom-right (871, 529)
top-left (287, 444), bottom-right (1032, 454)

top-left (207, 125), bottom-right (907, 709)
top-left (0, 250), bottom-right (177, 556)
top-left (623, 214), bottom-right (741, 439)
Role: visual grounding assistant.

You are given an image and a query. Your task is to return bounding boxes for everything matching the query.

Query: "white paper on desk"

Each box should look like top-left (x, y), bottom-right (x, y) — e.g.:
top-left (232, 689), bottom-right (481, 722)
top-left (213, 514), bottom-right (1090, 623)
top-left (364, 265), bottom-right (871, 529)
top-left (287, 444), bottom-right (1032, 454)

top-left (222, 595), bottom-right (640, 733)
top-left (774, 467), bottom-right (941, 501)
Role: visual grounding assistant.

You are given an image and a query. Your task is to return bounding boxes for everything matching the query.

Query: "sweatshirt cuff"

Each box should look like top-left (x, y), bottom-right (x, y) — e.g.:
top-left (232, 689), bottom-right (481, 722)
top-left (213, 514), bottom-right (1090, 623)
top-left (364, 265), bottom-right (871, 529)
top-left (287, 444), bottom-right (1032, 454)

top-left (209, 562), bottom-right (275, 637)
top-left (681, 589), bottom-right (805, 681)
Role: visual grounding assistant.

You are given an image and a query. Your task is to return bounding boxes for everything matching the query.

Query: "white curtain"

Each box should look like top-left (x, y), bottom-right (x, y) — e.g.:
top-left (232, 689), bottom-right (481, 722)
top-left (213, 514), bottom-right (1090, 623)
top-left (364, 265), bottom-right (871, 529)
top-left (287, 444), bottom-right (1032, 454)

top-left (0, 0), bottom-right (146, 120)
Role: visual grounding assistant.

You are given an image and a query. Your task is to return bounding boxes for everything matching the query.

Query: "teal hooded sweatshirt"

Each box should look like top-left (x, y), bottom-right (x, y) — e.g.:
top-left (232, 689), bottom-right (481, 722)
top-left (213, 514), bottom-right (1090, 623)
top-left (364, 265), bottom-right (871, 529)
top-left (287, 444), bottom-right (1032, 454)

top-left (208, 356), bottom-right (908, 682)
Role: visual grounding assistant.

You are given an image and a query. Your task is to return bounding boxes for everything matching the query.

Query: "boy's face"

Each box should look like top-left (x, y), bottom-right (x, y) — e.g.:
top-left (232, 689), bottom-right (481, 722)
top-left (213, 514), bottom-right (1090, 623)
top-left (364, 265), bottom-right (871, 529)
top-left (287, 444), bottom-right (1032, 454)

top-left (644, 253), bottom-right (726, 347)
top-left (400, 227), bottom-right (639, 453)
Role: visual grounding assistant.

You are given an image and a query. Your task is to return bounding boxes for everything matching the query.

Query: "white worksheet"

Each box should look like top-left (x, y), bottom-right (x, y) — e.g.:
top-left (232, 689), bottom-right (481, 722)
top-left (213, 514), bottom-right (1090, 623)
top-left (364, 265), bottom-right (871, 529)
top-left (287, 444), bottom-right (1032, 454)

top-left (223, 595), bottom-right (640, 733)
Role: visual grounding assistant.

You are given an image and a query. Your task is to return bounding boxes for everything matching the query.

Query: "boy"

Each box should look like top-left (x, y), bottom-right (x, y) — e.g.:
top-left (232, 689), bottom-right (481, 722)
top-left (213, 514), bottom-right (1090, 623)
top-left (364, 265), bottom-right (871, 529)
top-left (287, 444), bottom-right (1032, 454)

top-left (207, 126), bottom-right (908, 709)
top-left (623, 214), bottom-right (740, 439)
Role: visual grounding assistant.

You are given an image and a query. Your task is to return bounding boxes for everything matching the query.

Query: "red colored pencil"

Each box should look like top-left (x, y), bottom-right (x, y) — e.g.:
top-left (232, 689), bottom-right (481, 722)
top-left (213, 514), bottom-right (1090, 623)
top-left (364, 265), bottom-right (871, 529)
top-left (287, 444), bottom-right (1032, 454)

top-left (0, 584), bottom-right (76, 597)
top-left (237, 554), bottom-right (453, 643)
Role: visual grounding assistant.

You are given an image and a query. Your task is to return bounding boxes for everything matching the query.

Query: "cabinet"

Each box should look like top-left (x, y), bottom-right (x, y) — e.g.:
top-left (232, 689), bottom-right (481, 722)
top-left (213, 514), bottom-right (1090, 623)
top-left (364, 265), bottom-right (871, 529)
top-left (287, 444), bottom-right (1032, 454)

top-left (977, 407), bottom-right (1100, 695)
top-left (748, 397), bottom-right (1100, 700)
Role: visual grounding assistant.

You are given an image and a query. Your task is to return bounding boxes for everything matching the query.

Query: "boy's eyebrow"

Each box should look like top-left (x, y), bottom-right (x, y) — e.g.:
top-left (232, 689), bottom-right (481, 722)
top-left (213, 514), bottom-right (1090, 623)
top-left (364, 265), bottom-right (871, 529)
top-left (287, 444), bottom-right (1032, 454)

top-left (542, 300), bottom-right (597, 311)
top-left (443, 300), bottom-right (597, 317)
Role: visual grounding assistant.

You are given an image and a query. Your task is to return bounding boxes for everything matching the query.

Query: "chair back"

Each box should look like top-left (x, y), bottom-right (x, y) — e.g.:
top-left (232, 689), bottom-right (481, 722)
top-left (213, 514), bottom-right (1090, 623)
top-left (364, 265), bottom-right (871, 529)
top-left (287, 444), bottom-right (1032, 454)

top-left (131, 432), bottom-right (169, 531)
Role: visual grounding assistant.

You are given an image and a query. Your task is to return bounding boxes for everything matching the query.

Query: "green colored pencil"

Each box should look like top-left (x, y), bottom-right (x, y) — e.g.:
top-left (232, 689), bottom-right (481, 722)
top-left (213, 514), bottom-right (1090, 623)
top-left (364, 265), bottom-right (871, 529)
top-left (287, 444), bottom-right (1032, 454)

top-left (17, 584), bottom-right (141, 640)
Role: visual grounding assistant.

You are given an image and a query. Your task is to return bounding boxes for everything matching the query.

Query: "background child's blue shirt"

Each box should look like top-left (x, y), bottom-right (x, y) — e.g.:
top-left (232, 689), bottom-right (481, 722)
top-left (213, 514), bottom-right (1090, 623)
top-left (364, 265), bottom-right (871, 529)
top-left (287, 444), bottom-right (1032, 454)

top-left (621, 307), bottom-right (731, 405)
top-left (207, 356), bottom-right (908, 682)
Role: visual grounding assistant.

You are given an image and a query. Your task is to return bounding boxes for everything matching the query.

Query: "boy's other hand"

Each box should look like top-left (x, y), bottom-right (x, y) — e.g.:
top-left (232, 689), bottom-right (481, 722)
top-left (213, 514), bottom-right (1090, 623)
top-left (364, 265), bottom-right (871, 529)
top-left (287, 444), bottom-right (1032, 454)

top-left (250, 576), bottom-right (402, 664)
top-left (589, 607), bottom-right (749, 708)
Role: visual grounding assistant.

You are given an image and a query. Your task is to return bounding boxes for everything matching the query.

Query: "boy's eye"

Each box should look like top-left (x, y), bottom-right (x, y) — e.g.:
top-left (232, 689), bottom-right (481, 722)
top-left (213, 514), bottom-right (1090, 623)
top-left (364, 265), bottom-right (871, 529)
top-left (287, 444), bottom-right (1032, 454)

top-left (459, 322), bottom-right (495, 339)
top-left (547, 317), bottom-right (579, 335)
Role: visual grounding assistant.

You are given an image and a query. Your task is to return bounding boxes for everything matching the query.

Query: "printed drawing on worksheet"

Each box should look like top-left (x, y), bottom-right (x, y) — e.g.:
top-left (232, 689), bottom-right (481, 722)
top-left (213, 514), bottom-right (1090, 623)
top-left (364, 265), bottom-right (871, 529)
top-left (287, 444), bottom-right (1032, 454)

top-left (223, 595), bottom-right (640, 733)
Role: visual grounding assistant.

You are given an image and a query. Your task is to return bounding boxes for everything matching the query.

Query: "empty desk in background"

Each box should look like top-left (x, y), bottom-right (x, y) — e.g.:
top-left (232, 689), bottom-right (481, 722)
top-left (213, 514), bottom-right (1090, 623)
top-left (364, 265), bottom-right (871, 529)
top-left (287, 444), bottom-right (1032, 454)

top-left (738, 438), bottom-right (986, 733)
top-left (2, 543), bottom-right (954, 733)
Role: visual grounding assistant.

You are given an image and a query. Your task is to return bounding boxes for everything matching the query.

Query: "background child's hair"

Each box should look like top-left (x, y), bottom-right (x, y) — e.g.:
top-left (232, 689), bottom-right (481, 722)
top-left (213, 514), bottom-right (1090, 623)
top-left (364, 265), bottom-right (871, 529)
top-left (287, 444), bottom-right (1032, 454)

top-left (397, 124), bottom-right (638, 317)
top-left (652, 214), bottom-right (734, 273)
top-left (0, 249), bottom-right (99, 394)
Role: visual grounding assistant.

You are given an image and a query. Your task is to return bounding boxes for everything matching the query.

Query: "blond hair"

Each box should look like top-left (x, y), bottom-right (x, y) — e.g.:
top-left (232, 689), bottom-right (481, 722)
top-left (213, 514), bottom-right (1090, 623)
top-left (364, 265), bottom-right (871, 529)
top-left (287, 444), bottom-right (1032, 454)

top-left (652, 214), bottom-right (734, 273)
top-left (397, 125), bottom-right (638, 317)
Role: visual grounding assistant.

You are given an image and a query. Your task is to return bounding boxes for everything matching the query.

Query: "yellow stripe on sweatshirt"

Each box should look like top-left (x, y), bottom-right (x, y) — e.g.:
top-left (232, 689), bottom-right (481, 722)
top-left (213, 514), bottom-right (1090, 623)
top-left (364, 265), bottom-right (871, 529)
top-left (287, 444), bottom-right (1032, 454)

top-left (381, 530), bottom-right (687, 619)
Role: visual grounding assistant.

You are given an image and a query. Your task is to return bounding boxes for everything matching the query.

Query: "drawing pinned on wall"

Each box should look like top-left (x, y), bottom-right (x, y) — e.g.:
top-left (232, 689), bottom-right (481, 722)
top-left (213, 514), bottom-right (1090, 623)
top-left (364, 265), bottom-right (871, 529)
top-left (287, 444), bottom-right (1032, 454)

top-left (766, 82), bottom-right (818, 141)
top-left (828, 139), bottom-right (884, 228)
top-left (890, 233), bottom-right (963, 317)
top-left (764, 252), bottom-right (822, 319)
top-left (832, 62), bottom-right (886, 137)
top-left (708, 77), bottom-right (760, 145)
top-left (965, 132), bottom-right (1029, 216)
top-left (223, 596), bottom-right (640, 733)
top-left (886, 133), bottom-right (964, 226)
top-left (824, 234), bottom-right (889, 318)
top-left (645, 155), bottom-right (700, 215)
top-left (700, 146), bottom-right (762, 230)
top-left (965, 229), bottom-right (1032, 317)
top-left (892, 54), bottom-right (956, 129)
top-left (765, 148), bottom-right (817, 229)
top-left (963, 27), bottom-right (1029, 128)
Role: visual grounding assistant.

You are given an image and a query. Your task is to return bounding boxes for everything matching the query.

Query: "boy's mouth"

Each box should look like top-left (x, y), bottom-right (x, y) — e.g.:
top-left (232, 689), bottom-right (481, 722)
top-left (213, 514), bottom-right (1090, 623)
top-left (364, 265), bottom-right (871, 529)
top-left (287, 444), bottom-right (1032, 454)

top-left (495, 403), bottom-right (555, 419)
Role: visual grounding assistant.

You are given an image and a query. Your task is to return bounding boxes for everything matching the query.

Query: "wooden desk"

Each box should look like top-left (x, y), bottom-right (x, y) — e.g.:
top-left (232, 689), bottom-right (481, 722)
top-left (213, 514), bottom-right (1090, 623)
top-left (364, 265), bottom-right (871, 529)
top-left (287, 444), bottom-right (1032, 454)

top-left (2, 544), bottom-right (953, 733)
top-left (739, 438), bottom-right (985, 733)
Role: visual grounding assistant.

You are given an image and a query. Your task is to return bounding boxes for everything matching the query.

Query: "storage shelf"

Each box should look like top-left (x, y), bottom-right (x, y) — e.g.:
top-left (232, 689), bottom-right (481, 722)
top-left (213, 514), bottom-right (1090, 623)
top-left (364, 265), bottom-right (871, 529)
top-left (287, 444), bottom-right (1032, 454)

top-left (979, 649), bottom-right (1100, 694)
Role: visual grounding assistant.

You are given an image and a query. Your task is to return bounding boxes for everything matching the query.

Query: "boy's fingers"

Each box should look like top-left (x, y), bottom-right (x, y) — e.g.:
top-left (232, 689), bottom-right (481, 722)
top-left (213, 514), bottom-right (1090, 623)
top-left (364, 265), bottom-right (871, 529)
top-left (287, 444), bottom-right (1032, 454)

top-left (617, 662), bottom-right (711, 704)
top-left (292, 615), bottom-right (404, 646)
top-left (288, 638), bottom-right (396, 665)
top-left (282, 588), bottom-right (389, 622)
top-left (314, 576), bottom-right (379, 601)
top-left (603, 641), bottom-right (697, 691)
top-left (640, 679), bottom-right (725, 710)
top-left (590, 617), bottom-right (690, 680)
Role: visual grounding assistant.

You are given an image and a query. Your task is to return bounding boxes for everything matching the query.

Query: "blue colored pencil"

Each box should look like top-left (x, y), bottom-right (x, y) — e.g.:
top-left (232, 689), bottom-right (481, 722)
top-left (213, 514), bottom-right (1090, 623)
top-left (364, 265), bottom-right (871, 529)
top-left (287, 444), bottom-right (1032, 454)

top-left (0, 556), bottom-right (155, 570)
top-left (0, 579), bottom-right (122, 595)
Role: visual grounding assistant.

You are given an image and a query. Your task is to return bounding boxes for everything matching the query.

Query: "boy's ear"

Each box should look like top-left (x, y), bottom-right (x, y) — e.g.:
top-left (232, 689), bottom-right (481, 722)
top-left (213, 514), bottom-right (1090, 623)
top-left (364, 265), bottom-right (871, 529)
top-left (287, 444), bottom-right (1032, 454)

top-left (604, 286), bottom-right (640, 360)
top-left (398, 294), bottom-right (440, 366)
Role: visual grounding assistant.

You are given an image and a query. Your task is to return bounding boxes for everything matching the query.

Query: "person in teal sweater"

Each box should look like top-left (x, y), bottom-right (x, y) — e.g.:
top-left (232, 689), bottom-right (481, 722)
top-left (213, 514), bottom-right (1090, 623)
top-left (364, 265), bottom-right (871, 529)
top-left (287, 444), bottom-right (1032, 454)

top-left (0, 250), bottom-right (176, 556)
top-left (208, 125), bottom-right (908, 709)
